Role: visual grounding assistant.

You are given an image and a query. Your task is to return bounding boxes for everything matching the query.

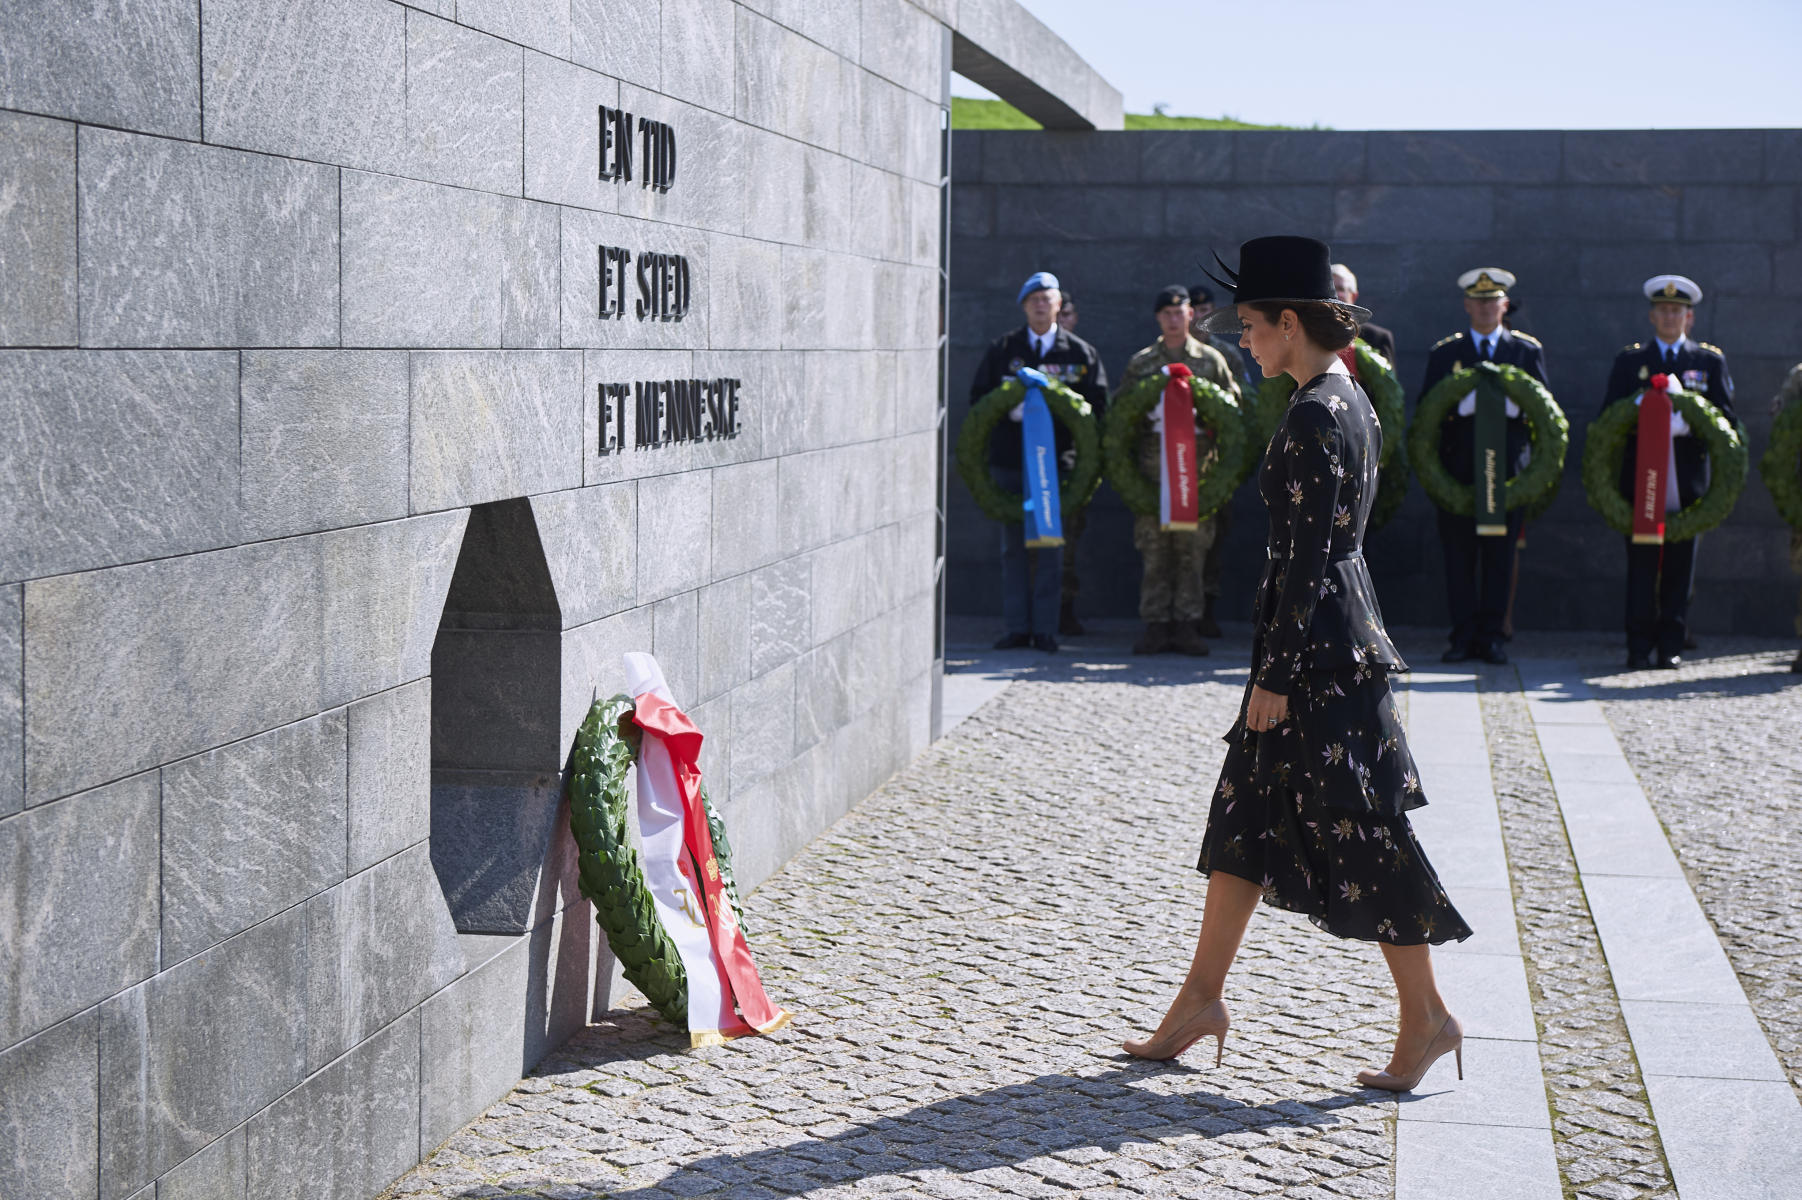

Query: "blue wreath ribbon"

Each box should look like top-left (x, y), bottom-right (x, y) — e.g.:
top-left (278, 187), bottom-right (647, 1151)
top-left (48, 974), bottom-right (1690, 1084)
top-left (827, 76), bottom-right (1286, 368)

top-left (1016, 367), bottom-right (1064, 547)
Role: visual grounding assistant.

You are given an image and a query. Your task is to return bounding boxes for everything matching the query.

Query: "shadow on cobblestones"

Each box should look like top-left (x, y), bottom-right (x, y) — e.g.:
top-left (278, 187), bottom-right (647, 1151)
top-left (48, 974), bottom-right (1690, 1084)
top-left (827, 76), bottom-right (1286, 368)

top-left (583, 1068), bottom-right (1387, 1199)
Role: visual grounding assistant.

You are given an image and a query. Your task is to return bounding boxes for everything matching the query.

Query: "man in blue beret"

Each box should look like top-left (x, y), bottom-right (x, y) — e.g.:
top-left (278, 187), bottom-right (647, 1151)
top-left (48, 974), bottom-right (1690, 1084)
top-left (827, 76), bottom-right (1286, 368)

top-left (968, 271), bottom-right (1109, 651)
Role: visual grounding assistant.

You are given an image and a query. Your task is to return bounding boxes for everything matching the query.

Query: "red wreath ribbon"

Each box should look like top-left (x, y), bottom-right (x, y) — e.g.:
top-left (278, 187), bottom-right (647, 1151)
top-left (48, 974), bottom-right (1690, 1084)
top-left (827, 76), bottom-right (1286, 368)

top-left (1632, 373), bottom-right (1674, 545)
top-left (1160, 363), bottom-right (1199, 530)
top-left (633, 693), bottom-right (790, 1035)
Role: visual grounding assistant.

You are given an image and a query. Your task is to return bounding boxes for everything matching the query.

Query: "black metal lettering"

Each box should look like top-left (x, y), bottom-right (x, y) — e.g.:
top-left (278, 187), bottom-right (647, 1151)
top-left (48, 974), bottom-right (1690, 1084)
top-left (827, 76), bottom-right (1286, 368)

top-left (660, 122), bottom-right (676, 192)
top-left (635, 382), bottom-right (658, 447)
top-left (617, 109), bottom-right (634, 183)
top-left (726, 378), bottom-right (741, 438)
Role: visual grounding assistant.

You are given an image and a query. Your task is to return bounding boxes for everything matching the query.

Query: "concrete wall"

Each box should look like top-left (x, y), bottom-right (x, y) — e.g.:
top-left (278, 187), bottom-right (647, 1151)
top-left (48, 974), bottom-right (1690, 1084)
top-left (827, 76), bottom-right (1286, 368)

top-left (948, 129), bottom-right (1802, 635)
top-left (0, 5), bottom-right (1115, 1199)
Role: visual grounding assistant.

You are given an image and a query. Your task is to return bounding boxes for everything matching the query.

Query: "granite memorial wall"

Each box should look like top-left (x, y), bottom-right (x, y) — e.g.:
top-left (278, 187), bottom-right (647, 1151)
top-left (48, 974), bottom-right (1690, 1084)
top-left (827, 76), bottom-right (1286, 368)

top-left (0, 3), bottom-right (1119, 1198)
top-left (949, 129), bottom-right (1802, 635)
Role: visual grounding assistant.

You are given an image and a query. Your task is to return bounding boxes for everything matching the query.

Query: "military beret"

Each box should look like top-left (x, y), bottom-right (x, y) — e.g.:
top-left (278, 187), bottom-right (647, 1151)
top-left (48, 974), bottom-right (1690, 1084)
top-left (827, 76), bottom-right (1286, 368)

top-left (1154, 284), bottom-right (1190, 312)
top-left (1188, 283), bottom-right (1215, 306)
top-left (1016, 271), bottom-right (1060, 305)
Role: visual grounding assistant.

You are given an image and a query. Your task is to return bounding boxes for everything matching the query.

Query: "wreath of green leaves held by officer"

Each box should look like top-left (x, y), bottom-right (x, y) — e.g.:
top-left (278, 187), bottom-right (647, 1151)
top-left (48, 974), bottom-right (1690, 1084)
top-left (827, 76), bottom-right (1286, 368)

top-left (566, 696), bottom-right (750, 1027)
top-left (1249, 340), bottom-right (1412, 530)
top-left (956, 375), bottom-right (1102, 523)
top-left (1102, 369), bottom-right (1246, 521)
top-left (1759, 383), bottom-right (1802, 531)
top-left (1582, 381), bottom-right (1748, 542)
top-left (1409, 361), bottom-right (1569, 518)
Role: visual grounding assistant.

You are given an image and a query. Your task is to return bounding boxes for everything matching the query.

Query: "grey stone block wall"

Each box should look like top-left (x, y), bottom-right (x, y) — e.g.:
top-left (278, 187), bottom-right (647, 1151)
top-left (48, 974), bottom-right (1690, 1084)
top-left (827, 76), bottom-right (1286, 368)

top-left (948, 129), bottom-right (1802, 635)
top-left (0, 0), bottom-right (1116, 1195)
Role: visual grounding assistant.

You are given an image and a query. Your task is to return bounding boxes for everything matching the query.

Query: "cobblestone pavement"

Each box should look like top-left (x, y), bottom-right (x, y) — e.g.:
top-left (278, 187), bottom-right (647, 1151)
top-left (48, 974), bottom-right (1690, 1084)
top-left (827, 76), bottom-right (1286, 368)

top-left (1588, 643), bottom-right (1802, 1102)
top-left (1478, 671), bottom-right (1675, 1200)
top-left (386, 655), bottom-right (1421, 1200)
top-left (381, 628), bottom-right (1802, 1200)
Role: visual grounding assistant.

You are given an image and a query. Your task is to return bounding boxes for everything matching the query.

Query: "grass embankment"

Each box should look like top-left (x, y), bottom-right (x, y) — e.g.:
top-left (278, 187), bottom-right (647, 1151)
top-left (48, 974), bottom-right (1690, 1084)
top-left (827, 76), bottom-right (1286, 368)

top-left (951, 97), bottom-right (1297, 131)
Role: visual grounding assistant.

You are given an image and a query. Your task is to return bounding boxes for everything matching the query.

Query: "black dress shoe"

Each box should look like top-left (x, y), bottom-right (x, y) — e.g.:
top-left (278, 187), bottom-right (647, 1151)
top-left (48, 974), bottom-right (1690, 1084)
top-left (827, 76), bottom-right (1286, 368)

top-left (1790, 650), bottom-right (1802, 674)
top-left (1441, 645), bottom-right (1473, 663)
top-left (1683, 633), bottom-right (1698, 651)
top-left (1626, 652), bottom-right (1654, 670)
top-left (1029, 634), bottom-right (1059, 653)
top-left (1655, 653), bottom-right (1681, 670)
top-left (992, 632), bottom-right (1031, 650)
top-left (1480, 642), bottom-right (1509, 665)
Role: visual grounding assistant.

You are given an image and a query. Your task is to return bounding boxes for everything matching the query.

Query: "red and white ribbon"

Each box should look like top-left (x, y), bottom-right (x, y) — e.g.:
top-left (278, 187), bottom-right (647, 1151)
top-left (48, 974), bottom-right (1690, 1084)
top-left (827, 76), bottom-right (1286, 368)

top-left (1159, 363), bottom-right (1200, 531)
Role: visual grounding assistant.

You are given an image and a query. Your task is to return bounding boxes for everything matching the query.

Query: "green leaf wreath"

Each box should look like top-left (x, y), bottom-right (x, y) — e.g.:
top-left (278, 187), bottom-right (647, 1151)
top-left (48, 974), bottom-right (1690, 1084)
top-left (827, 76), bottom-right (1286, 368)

top-left (1248, 340), bottom-right (1411, 530)
top-left (1582, 387), bottom-right (1747, 542)
top-left (1759, 387), bottom-right (1802, 531)
top-left (566, 695), bottom-right (749, 1027)
top-left (1101, 369), bottom-right (1245, 520)
top-left (955, 376), bottom-right (1101, 523)
top-left (1408, 361), bottom-right (1568, 518)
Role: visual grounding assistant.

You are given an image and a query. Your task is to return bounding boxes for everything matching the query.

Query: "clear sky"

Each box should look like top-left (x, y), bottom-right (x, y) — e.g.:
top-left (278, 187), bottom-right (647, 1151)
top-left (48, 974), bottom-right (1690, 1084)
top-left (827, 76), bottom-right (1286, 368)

top-left (955, 0), bottom-right (1802, 130)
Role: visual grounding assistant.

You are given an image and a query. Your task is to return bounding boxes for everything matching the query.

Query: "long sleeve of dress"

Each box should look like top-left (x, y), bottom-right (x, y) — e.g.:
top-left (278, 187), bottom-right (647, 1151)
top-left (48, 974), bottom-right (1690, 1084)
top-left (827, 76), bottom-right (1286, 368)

top-left (1256, 400), bottom-right (1344, 694)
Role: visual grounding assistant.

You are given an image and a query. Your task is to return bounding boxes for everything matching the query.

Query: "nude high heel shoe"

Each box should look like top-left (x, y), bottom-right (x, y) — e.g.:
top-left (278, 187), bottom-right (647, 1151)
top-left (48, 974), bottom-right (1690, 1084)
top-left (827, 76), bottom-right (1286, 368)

top-left (1356, 1014), bottom-right (1463, 1092)
top-left (1123, 998), bottom-right (1230, 1065)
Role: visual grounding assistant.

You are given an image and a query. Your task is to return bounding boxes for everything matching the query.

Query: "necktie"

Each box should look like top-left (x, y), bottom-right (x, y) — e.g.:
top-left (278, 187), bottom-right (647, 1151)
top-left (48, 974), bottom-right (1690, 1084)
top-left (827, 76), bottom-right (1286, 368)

top-left (1664, 348), bottom-right (1676, 367)
top-left (1481, 338), bottom-right (1493, 361)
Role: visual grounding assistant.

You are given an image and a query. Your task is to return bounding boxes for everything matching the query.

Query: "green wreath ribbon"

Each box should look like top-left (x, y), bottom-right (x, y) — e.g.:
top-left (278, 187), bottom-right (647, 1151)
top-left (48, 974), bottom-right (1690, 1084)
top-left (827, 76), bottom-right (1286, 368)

top-left (1759, 389), bottom-right (1802, 531)
top-left (1582, 388), bottom-right (1747, 541)
top-left (1101, 369), bottom-right (1245, 520)
top-left (1409, 361), bottom-right (1568, 518)
top-left (567, 695), bottom-right (749, 1027)
top-left (955, 376), bottom-right (1101, 523)
top-left (1247, 341), bottom-right (1412, 530)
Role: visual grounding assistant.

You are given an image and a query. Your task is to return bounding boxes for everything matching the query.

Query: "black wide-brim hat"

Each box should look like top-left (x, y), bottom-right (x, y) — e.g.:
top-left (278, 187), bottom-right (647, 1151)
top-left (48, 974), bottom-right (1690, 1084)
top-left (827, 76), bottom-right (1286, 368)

top-left (1197, 235), bottom-right (1371, 334)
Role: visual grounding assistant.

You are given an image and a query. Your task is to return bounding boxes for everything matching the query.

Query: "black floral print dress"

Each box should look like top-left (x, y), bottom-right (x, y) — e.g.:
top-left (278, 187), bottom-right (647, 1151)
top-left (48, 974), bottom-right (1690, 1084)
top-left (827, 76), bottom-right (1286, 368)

top-left (1198, 370), bottom-right (1472, 946)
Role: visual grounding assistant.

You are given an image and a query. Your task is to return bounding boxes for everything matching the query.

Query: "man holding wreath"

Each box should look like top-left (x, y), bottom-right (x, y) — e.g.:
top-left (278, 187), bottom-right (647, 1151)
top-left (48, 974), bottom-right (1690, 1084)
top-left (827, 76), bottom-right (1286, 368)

top-left (1601, 274), bottom-right (1735, 669)
top-left (968, 270), bottom-right (1109, 652)
top-left (1118, 285), bottom-right (1242, 656)
top-left (1418, 268), bottom-right (1549, 664)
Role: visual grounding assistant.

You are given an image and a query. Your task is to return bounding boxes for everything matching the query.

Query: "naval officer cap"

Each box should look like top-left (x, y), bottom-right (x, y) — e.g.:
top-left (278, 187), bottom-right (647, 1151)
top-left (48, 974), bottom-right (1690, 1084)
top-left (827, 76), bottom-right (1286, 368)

top-left (1458, 267), bottom-right (1515, 298)
top-left (1644, 274), bottom-right (1702, 306)
top-left (1016, 271), bottom-right (1061, 304)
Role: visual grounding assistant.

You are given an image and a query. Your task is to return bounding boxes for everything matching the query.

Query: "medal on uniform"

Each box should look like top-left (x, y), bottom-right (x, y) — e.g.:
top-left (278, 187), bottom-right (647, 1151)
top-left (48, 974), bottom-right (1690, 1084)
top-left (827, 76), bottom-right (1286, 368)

top-left (1472, 366), bottom-right (1509, 536)
top-left (625, 652), bottom-right (790, 1047)
top-left (1632, 374), bottom-right (1675, 544)
top-left (1016, 367), bottom-right (1065, 548)
top-left (1159, 363), bottom-right (1200, 531)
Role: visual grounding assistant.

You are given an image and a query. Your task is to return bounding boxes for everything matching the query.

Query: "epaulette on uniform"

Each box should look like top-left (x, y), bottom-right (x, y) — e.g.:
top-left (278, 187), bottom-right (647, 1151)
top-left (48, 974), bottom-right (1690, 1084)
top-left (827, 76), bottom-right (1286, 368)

top-left (1510, 331), bottom-right (1542, 346)
top-left (1432, 333), bottom-right (1461, 350)
top-left (1699, 342), bottom-right (1725, 356)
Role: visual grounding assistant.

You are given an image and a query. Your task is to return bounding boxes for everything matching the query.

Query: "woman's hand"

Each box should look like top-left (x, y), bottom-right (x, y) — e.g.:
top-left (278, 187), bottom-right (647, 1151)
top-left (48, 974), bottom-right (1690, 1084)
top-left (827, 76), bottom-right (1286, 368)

top-left (1246, 684), bottom-right (1289, 732)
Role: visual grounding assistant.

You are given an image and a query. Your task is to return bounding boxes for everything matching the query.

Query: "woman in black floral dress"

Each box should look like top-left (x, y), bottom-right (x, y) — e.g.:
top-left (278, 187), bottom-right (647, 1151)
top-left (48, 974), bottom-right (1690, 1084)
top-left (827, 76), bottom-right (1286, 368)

top-left (1124, 237), bottom-right (1471, 1093)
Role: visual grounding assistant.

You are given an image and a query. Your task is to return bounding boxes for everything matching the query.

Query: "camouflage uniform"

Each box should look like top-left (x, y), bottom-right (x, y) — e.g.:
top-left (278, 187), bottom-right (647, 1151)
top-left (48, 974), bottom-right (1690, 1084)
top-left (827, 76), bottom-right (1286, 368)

top-left (1117, 336), bottom-right (1242, 624)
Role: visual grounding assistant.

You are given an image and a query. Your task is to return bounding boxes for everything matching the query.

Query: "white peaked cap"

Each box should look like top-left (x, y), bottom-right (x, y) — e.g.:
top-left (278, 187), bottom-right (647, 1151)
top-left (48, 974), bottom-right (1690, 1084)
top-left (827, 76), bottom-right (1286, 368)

top-left (1643, 274), bottom-right (1702, 305)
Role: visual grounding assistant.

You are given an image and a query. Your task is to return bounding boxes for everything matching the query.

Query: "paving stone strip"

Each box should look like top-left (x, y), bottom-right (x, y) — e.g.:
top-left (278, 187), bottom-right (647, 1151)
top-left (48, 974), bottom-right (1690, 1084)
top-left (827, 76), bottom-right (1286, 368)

top-left (1593, 651), bottom-right (1802, 1101)
top-left (1476, 671), bottom-right (1675, 1200)
top-left (385, 664), bottom-right (1425, 1200)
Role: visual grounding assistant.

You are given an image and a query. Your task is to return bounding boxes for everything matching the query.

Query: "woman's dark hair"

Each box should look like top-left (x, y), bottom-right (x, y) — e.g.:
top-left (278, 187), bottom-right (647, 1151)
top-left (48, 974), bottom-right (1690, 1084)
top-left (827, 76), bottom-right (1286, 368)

top-left (1247, 300), bottom-right (1359, 351)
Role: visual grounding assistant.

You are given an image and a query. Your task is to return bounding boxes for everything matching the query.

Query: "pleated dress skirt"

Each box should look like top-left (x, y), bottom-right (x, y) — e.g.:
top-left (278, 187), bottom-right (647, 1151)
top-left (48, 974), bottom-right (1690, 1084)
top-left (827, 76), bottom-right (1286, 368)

top-left (1197, 664), bottom-right (1473, 947)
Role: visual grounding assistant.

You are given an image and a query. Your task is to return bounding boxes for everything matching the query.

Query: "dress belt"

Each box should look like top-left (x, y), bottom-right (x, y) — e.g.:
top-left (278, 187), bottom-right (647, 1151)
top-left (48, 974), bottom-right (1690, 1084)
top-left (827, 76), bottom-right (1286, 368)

top-left (1267, 547), bottom-right (1364, 563)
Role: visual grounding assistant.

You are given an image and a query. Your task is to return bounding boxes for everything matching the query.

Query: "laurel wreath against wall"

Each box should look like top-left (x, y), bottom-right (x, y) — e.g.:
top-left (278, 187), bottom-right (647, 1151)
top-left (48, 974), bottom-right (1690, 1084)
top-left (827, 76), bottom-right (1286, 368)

top-left (567, 695), bottom-right (750, 1027)
top-left (1408, 361), bottom-right (1569, 519)
top-left (1250, 341), bottom-right (1411, 530)
top-left (1101, 370), bottom-right (1245, 521)
top-left (1759, 389), bottom-right (1802, 531)
top-left (1582, 387), bottom-right (1748, 542)
top-left (954, 376), bottom-right (1101, 523)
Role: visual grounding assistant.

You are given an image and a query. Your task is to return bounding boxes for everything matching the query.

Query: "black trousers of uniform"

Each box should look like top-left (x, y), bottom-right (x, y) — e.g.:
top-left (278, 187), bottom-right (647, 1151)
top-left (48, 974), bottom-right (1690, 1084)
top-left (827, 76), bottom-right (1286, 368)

top-left (1625, 536), bottom-right (1696, 659)
top-left (1438, 507), bottom-right (1525, 651)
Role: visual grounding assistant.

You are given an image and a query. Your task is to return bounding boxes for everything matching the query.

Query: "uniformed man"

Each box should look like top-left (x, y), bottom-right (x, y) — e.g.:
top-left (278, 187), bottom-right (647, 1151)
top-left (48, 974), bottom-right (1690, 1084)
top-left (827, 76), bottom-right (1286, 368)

top-left (1419, 268), bottom-right (1549, 665)
top-left (1188, 283), bottom-right (1254, 637)
top-left (1331, 263), bottom-right (1398, 365)
top-left (968, 270), bottom-right (1109, 652)
top-left (1053, 287), bottom-right (1086, 632)
top-left (1601, 274), bottom-right (1736, 669)
top-left (1120, 285), bottom-right (1242, 656)
top-left (1057, 291), bottom-right (1079, 334)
